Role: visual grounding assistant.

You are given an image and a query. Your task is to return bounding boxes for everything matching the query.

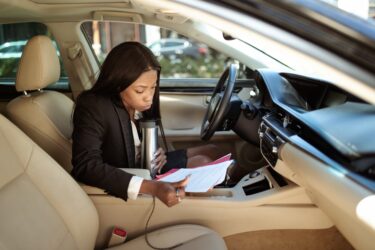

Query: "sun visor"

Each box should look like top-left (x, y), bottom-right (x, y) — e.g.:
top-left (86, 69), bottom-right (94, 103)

top-left (92, 11), bottom-right (143, 23)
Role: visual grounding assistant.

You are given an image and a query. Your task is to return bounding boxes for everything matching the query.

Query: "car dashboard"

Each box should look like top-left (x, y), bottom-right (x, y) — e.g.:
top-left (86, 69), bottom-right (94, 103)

top-left (252, 69), bottom-right (375, 191)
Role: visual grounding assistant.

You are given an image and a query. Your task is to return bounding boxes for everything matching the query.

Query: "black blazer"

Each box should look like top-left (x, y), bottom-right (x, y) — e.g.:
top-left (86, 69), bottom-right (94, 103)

top-left (71, 92), bottom-right (138, 200)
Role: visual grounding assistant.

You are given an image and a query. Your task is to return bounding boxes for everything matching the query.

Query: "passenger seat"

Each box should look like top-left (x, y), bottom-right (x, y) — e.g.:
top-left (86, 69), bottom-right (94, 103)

top-left (6, 35), bottom-right (73, 172)
top-left (0, 113), bottom-right (227, 250)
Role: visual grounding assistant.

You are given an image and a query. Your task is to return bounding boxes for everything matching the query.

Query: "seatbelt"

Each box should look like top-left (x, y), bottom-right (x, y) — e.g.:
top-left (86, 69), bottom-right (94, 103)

top-left (107, 227), bottom-right (128, 247)
top-left (67, 43), bottom-right (96, 96)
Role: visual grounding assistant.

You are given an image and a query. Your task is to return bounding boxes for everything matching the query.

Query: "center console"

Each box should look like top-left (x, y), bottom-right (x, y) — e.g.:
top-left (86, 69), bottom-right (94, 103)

top-left (83, 163), bottom-right (329, 249)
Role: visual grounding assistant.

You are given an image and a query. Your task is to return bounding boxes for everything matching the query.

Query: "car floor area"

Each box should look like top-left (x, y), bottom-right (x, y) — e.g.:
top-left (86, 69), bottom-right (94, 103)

top-left (224, 227), bottom-right (353, 250)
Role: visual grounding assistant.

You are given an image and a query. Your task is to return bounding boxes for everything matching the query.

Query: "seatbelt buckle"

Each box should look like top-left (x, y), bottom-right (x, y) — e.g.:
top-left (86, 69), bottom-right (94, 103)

top-left (107, 227), bottom-right (127, 247)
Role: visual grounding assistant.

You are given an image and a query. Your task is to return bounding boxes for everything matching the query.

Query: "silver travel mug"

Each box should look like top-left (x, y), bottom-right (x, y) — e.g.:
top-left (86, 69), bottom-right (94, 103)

top-left (140, 120), bottom-right (158, 178)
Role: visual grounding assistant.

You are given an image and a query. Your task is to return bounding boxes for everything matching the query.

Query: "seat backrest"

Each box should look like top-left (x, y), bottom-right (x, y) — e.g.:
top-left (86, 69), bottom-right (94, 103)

top-left (6, 35), bottom-right (74, 172)
top-left (0, 114), bottom-right (98, 249)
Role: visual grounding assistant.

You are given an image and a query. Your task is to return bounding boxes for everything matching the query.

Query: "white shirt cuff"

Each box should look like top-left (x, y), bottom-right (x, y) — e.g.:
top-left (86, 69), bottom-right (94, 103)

top-left (127, 176), bottom-right (143, 200)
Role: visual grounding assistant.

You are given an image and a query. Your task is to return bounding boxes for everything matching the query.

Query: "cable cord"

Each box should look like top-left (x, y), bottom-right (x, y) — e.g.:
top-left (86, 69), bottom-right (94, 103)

top-left (144, 196), bottom-right (183, 250)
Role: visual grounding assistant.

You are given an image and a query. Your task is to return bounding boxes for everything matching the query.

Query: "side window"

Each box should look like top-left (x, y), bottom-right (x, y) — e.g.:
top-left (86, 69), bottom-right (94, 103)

top-left (0, 22), bottom-right (69, 91)
top-left (81, 21), bottom-right (247, 80)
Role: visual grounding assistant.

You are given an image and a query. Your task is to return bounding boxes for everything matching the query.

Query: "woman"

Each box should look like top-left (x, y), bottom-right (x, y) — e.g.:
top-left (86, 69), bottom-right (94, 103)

top-left (71, 41), bottom-right (221, 207)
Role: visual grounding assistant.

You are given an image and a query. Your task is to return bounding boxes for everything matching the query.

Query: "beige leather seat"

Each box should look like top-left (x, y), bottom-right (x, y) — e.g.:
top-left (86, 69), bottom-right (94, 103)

top-left (0, 113), bottom-right (227, 250)
top-left (6, 35), bottom-right (73, 172)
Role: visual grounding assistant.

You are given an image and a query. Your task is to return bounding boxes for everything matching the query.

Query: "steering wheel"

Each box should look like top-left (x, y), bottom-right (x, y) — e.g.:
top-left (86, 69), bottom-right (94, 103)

top-left (201, 64), bottom-right (237, 140)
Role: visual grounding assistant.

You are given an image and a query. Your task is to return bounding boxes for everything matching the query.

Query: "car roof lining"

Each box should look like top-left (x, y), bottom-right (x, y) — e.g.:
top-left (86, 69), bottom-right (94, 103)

top-left (0, 0), bottom-right (190, 24)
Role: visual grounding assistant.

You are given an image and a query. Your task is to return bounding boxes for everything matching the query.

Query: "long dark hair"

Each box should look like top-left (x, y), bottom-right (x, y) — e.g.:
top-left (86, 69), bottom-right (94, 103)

top-left (84, 41), bottom-right (168, 150)
top-left (89, 42), bottom-right (161, 119)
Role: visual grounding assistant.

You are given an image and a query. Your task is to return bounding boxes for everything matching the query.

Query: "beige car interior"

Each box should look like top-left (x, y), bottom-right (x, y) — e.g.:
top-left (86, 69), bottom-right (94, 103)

top-left (0, 113), bottom-right (227, 250)
top-left (0, 0), bottom-right (374, 250)
top-left (6, 35), bottom-right (74, 172)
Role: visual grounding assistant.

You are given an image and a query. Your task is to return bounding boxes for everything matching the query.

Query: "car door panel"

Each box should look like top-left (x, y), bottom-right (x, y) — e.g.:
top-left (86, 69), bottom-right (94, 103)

top-left (160, 90), bottom-right (241, 155)
top-left (159, 78), bottom-right (215, 145)
top-left (160, 92), bottom-right (207, 131)
top-left (159, 78), bottom-right (241, 151)
top-left (159, 79), bottom-right (264, 172)
top-left (160, 90), bottom-right (245, 162)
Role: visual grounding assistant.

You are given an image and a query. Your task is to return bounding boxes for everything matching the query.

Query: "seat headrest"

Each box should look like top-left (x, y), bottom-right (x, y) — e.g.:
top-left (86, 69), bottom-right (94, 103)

top-left (16, 35), bottom-right (60, 92)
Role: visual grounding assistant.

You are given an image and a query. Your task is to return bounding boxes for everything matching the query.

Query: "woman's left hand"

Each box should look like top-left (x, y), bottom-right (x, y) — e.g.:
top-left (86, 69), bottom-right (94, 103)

top-left (152, 147), bottom-right (167, 173)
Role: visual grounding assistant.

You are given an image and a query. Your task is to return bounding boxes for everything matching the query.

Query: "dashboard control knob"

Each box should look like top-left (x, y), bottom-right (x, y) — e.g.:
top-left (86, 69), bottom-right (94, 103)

top-left (249, 171), bottom-right (260, 178)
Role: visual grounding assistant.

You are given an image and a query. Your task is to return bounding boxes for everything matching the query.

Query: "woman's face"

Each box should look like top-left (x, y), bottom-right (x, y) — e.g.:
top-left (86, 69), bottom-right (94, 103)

top-left (120, 70), bottom-right (157, 112)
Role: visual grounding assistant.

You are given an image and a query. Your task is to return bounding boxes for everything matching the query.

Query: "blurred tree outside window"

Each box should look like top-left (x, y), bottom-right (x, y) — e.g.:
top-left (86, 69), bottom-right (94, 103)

top-left (81, 21), bottom-right (245, 79)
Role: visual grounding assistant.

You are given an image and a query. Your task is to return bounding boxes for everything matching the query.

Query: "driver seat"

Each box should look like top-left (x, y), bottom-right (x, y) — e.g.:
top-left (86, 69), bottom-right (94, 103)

top-left (0, 113), bottom-right (227, 249)
top-left (6, 35), bottom-right (73, 172)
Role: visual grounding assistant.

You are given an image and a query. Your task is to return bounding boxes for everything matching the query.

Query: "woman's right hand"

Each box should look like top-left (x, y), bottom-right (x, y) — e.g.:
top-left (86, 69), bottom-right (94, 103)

top-left (152, 147), bottom-right (167, 174)
top-left (140, 177), bottom-right (189, 207)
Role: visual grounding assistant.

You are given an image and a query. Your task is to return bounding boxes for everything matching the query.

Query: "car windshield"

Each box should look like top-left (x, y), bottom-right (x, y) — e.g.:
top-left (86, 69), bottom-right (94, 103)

top-left (221, 0), bottom-right (375, 81)
top-left (199, 24), bottom-right (323, 77)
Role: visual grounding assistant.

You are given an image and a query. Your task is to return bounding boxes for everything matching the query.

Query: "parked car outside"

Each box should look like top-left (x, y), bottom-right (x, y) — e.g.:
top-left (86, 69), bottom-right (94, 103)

top-left (0, 39), bottom-right (62, 79)
top-left (0, 40), bottom-right (59, 59)
top-left (0, 40), bottom-right (27, 59)
top-left (148, 38), bottom-right (208, 59)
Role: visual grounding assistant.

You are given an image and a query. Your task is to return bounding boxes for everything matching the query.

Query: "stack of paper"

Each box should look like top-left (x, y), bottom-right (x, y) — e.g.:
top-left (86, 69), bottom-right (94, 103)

top-left (157, 154), bottom-right (233, 192)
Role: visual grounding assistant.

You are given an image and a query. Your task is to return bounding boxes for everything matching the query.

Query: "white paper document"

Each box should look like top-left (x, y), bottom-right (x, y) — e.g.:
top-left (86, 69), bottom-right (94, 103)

top-left (158, 160), bottom-right (233, 192)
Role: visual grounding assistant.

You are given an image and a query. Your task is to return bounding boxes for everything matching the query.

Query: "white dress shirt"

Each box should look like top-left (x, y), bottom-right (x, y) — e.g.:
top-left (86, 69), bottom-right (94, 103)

top-left (127, 118), bottom-right (144, 200)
